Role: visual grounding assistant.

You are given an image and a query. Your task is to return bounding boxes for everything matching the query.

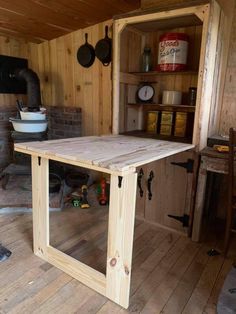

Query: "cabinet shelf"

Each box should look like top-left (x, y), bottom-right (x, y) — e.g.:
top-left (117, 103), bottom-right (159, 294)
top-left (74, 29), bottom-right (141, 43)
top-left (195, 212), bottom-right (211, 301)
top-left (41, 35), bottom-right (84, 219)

top-left (121, 130), bottom-right (192, 144)
top-left (128, 103), bottom-right (196, 113)
top-left (129, 70), bottom-right (198, 76)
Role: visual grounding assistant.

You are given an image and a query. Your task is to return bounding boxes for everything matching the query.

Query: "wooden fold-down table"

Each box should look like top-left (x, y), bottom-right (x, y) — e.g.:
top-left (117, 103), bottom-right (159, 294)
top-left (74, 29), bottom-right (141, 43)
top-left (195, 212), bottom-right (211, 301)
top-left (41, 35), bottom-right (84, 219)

top-left (14, 135), bottom-right (194, 308)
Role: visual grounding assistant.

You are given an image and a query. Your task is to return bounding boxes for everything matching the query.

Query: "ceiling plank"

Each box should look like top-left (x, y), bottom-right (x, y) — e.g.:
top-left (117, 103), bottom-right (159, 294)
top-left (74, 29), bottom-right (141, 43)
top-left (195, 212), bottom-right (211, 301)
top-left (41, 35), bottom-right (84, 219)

top-left (0, 0), bottom-right (87, 30)
top-left (0, 0), bottom-right (140, 43)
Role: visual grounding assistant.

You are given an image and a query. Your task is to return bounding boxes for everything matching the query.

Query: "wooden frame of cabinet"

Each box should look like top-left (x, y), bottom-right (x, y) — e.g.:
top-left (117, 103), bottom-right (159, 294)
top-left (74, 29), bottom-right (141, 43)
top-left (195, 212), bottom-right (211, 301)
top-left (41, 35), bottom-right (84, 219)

top-left (112, 1), bottom-right (222, 151)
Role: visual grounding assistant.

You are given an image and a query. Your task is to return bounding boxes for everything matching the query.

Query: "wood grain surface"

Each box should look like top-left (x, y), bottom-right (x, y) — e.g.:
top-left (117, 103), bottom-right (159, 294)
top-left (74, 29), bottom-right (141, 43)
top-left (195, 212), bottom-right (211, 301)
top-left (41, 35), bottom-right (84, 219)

top-left (14, 135), bottom-right (194, 173)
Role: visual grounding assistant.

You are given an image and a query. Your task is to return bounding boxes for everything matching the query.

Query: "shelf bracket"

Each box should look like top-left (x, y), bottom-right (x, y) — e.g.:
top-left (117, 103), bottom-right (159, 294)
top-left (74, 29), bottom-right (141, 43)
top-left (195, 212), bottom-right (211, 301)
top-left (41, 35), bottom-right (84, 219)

top-left (171, 159), bottom-right (194, 173)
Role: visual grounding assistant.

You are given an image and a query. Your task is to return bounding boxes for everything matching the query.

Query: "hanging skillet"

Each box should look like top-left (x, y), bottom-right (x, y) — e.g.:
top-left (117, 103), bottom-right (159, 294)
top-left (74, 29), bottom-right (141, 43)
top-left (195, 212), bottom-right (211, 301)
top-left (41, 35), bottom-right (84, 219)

top-left (95, 26), bottom-right (112, 66)
top-left (77, 33), bottom-right (95, 68)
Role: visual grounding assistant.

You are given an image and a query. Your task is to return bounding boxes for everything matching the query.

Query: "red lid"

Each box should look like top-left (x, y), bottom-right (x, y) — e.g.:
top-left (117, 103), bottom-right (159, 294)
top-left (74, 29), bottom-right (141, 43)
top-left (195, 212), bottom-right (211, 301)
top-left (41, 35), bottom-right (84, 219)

top-left (159, 32), bottom-right (189, 41)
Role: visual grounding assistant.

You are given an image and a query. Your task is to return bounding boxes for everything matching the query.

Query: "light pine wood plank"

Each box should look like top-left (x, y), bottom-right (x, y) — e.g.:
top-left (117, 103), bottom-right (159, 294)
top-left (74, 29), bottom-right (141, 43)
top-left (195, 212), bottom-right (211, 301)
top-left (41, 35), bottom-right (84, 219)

top-left (31, 156), bottom-right (49, 258)
top-left (106, 173), bottom-right (137, 308)
top-left (46, 246), bottom-right (106, 296)
top-left (15, 135), bottom-right (194, 173)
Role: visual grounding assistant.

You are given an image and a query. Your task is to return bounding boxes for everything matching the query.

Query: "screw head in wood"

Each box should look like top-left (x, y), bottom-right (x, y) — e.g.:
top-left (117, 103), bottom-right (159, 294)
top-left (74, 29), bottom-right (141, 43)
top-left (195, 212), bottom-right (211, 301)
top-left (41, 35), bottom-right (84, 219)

top-left (124, 265), bottom-right (129, 275)
top-left (110, 258), bottom-right (117, 267)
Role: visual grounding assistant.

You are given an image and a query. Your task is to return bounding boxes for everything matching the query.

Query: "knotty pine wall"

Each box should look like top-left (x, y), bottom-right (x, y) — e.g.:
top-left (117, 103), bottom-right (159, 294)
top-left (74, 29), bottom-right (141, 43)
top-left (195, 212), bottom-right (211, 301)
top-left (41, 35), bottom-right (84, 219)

top-left (30, 20), bottom-right (112, 137)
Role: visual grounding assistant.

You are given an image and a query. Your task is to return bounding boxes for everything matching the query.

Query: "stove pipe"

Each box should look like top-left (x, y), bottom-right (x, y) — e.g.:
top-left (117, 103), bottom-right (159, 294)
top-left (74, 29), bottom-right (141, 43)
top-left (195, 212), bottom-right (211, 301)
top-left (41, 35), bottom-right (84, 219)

top-left (15, 68), bottom-right (42, 110)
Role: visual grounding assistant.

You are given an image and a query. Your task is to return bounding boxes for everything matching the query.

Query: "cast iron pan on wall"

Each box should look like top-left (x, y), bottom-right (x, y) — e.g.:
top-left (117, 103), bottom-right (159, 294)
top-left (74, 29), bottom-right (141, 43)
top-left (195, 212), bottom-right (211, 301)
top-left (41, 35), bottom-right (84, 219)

top-left (77, 33), bottom-right (95, 68)
top-left (95, 26), bottom-right (112, 66)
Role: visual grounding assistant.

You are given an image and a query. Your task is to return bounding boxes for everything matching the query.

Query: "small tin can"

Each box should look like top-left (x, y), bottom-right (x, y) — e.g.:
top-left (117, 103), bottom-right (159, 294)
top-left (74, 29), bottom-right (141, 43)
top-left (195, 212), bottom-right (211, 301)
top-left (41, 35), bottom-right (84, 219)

top-left (189, 87), bottom-right (197, 106)
top-left (174, 112), bottom-right (187, 137)
top-left (160, 124), bottom-right (172, 136)
top-left (161, 111), bottom-right (174, 124)
top-left (146, 111), bottom-right (159, 133)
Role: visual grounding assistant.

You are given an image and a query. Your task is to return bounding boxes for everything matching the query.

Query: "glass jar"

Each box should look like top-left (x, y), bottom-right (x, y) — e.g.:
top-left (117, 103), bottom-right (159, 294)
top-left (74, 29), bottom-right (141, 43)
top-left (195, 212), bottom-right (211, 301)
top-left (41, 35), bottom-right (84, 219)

top-left (141, 47), bottom-right (152, 72)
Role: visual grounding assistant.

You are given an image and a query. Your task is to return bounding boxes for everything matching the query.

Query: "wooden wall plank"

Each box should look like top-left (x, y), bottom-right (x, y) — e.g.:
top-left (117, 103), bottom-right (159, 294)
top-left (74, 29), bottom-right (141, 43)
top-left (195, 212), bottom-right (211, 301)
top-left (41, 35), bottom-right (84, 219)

top-left (34, 20), bottom-right (112, 136)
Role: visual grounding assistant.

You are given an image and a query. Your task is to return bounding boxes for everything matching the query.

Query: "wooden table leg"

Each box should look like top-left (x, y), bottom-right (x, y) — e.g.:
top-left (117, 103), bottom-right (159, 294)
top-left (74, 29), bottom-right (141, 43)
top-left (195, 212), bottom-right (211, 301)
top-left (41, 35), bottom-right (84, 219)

top-left (106, 172), bottom-right (137, 309)
top-left (191, 160), bottom-right (207, 242)
top-left (31, 156), bottom-right (49, 258)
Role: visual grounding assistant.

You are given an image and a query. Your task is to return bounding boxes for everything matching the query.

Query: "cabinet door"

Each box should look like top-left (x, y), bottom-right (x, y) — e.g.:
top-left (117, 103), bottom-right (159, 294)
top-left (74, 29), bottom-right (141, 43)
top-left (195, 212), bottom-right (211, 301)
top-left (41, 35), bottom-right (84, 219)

top-left (144, 151), bottom-right (195, 233)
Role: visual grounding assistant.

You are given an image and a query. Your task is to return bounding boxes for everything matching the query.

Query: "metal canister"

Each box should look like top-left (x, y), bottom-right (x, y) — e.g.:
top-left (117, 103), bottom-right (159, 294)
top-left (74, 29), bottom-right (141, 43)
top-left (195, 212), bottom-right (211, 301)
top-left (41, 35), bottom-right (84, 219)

top-left (146, 111), bottom-right (159, 133)
top-left (157, 33), bottom-right (189, 72)
top-left (189, 87), bottom-right (197, 106)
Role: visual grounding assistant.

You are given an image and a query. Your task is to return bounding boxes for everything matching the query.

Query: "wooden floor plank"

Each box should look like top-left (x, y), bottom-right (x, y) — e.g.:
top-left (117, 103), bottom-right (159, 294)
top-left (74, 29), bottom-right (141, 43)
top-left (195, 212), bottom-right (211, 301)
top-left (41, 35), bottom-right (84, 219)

top-left (156, 242), bottom-right (213, 314)
top-left (182, 254), bottom-right (225, 314)
top-left (203, 258), bottom-right (233, 313)
top-left (140, 241), bottom-right (201, 314)
top-left (0, 210), bottom-right (235, 314)
top-left (118, 237), bottom-right (192, 313)
top-left (9, 273), bottom-right (72, 314)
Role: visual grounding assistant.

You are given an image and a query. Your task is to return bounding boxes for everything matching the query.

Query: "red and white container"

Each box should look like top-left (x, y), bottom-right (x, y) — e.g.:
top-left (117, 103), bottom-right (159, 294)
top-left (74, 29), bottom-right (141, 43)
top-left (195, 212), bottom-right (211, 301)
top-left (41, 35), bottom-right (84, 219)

top-left (157, 33), bottom-right (189, 72)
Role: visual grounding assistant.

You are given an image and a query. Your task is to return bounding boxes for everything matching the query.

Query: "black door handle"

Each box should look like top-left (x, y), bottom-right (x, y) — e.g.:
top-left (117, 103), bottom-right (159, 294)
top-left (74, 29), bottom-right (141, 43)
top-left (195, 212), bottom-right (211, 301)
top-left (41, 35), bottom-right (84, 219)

top-left (147, 170), bottom-right (154, 200)
top-left (137, 168), bottom-right (144, 197)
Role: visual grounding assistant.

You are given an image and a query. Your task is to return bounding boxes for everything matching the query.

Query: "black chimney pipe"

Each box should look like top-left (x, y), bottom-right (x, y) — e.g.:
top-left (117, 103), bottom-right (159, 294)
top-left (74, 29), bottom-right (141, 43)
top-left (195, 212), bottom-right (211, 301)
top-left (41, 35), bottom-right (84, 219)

top-left (15, 68), bottom-right (42, 111)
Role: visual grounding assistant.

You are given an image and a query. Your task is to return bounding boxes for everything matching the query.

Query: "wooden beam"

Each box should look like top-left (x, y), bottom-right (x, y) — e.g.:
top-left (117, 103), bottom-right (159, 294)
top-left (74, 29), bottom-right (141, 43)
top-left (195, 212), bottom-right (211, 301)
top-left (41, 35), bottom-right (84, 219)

top-left (193, 1), bottom-right (221, 150)
top-left (31, 156), bottom-right (49, 257)
top-left (141, 0), bottom-right (208, 10)
top-left (106, 172), bottom-right (137, 308)
top-left (47, 246), bottom-right (106, 295)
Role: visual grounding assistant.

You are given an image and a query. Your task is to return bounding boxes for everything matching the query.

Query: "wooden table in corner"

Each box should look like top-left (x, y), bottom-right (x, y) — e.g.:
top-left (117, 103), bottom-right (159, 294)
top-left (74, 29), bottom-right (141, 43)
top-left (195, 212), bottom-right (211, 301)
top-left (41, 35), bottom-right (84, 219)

top-left (192, 147), bottom-right (229, 242)
top-left (14, 135), bottom-right (194, 309)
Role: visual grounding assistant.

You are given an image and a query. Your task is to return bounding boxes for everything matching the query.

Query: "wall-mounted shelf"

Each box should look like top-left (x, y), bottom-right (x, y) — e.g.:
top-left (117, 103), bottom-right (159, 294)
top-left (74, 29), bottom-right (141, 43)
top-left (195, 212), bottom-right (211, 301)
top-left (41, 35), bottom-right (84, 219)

top-left (128, 103), bottom-right (196, 113)
top-left (129, 71), bottom-right (199, 76)
top-left (114, 1), bottom-right (222, 150)
top-left (121, 130), bottom-right (192, 144)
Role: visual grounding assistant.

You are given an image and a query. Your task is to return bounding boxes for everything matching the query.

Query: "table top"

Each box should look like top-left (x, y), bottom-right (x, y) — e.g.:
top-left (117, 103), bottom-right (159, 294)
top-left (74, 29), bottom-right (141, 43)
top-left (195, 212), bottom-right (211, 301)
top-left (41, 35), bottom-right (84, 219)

top-left (14, 135), bottom-right (194, 174)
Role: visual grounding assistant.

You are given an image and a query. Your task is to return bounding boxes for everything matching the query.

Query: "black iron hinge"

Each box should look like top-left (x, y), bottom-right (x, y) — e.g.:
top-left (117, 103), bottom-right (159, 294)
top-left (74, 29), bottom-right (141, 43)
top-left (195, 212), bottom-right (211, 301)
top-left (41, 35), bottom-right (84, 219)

top-left (168, 214), bottom-right (189, 227)
top-left (171, 159), bottom-right (194, 173)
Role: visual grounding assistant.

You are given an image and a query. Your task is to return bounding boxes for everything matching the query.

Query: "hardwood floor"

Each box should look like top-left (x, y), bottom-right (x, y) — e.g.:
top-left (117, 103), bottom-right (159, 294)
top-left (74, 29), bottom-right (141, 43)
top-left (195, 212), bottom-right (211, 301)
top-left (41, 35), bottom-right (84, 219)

top-left (0, 208), bottom-right (235, 314)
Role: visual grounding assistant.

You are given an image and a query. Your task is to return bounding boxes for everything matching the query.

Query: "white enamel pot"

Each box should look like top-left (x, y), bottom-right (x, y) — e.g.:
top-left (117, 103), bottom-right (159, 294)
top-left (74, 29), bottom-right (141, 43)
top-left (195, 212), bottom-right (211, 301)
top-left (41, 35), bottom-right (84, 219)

top-left (9, 118), bottom-right (48, 133)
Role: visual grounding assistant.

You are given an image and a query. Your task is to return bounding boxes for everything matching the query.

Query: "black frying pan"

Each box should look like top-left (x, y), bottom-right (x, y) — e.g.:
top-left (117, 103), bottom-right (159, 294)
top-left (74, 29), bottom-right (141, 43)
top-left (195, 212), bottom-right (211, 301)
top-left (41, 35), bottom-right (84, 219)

top-left (77, 33), bottom-right (95, 68)
top-left (95, 26), bottom-right (112, 66)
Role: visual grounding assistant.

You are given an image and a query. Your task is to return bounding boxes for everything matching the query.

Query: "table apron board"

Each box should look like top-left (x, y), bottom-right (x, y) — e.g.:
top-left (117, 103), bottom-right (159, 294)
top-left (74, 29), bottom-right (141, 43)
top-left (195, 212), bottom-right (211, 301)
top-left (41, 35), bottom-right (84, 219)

top-left (14, 146), bottom-right (136, 176)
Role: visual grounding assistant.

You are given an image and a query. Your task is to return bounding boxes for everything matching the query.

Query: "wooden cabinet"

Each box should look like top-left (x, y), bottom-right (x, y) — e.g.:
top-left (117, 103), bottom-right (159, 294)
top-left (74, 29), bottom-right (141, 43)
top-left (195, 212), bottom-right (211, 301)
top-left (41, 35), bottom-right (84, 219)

top-left (112, 1), bottom-right (225, 234)
top-left (113, 1), bottom-right (223, 150)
